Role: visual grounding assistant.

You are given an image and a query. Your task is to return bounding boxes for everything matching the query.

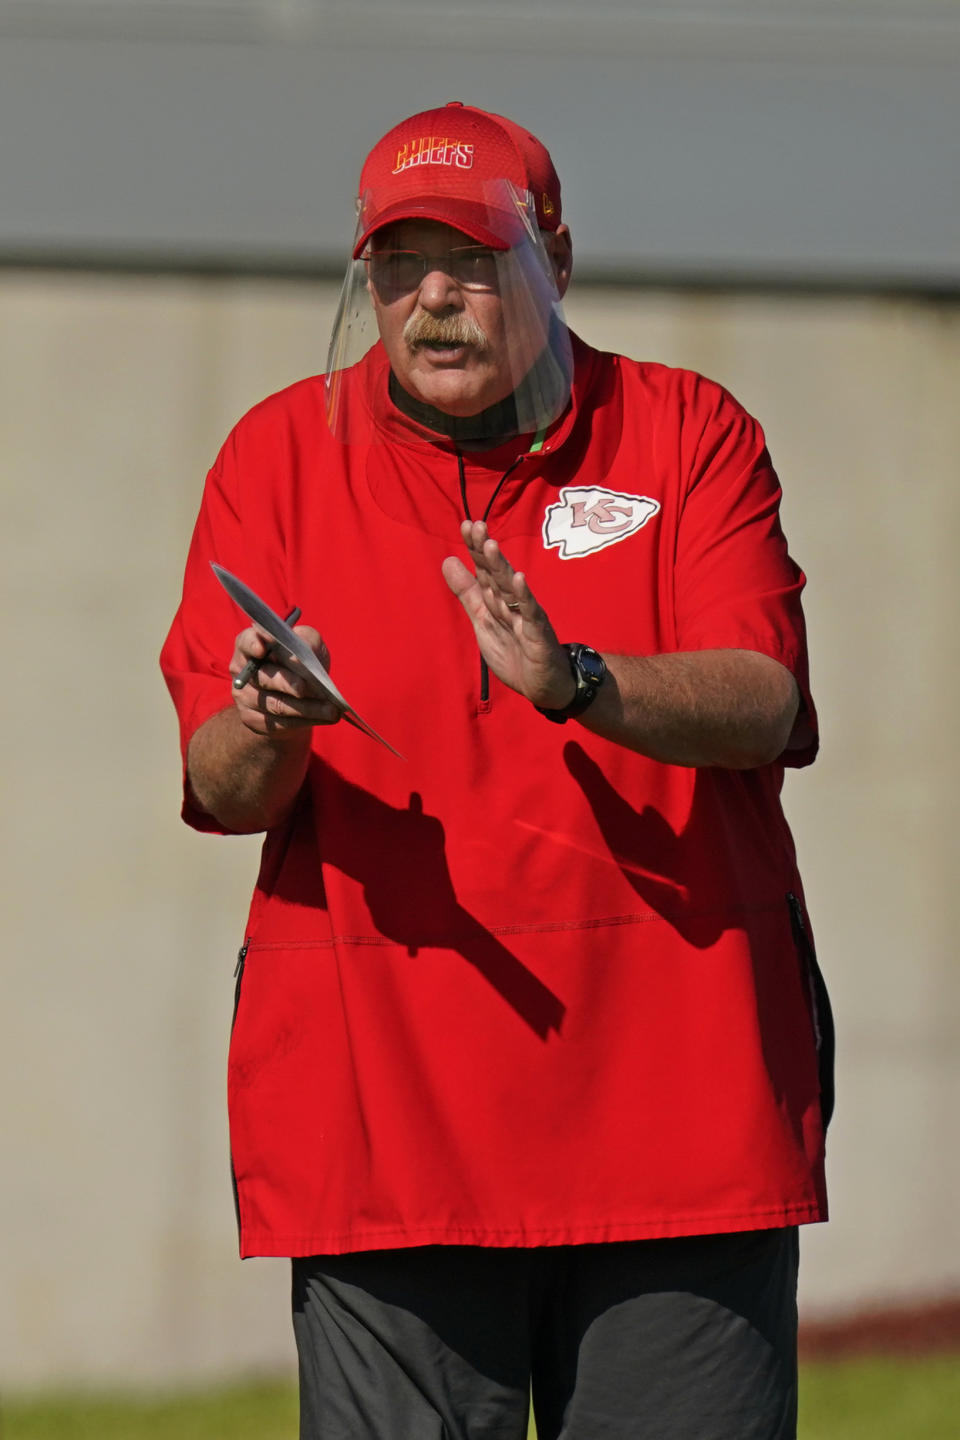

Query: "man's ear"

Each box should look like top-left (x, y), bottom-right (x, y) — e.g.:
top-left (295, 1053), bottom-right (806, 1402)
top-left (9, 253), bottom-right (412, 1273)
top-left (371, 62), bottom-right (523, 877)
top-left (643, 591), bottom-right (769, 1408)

top-left (544, 225), bottom-right (573, 297)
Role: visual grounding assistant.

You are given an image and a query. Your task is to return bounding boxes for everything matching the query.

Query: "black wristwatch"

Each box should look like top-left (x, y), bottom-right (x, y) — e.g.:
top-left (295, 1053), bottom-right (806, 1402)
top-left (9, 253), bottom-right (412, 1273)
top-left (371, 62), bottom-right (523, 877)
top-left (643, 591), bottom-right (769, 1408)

top-left (536, 644), bottom-right (607, 724)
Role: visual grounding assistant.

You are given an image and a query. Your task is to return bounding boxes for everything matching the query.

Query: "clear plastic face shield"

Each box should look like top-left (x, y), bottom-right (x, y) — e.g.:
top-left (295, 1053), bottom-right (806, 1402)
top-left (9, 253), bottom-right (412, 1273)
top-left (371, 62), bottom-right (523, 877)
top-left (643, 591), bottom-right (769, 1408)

top-left (324, 180), bottom-right (573, 444)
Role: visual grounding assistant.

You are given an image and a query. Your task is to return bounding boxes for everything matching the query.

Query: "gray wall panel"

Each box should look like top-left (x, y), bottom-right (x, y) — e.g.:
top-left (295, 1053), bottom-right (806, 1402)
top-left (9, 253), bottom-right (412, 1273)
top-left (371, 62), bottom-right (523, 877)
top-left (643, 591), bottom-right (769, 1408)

top-left (1, 10), bottom-right (958, 284)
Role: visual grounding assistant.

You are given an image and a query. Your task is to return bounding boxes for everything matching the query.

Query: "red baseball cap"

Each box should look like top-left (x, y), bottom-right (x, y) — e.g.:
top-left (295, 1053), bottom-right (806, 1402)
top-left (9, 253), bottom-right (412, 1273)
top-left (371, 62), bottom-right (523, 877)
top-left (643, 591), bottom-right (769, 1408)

top-left (352, 101), bottom-right (562, 256)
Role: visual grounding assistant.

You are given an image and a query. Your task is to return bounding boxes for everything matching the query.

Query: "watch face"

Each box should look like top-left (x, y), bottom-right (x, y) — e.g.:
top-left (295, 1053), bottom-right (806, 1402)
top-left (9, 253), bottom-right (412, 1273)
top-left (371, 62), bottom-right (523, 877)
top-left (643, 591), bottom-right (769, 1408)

top-left (572, 644), bottom-right (606, 687)
top-left (536, 644), bottom-right (606, 722)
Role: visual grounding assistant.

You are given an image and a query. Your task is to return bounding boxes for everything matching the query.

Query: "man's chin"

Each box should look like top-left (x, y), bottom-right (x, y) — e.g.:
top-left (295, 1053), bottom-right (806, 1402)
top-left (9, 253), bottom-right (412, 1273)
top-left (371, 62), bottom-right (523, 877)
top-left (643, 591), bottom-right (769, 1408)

top-left (408, 372), bottom-right (508, 419)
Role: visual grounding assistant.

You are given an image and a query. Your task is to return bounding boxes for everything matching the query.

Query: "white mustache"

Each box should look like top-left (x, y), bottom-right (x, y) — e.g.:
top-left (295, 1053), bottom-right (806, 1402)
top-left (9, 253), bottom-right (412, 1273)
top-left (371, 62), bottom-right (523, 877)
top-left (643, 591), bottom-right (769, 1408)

top-left (403, 313), bottom-right (488, 351)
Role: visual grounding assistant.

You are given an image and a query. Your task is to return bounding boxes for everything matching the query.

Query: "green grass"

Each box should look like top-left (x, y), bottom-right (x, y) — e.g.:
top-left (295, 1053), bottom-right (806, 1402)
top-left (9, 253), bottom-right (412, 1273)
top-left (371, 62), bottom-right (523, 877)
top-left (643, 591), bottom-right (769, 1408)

top-left (0, 1381), bottom-right (299, 1440)
top-left (3, 1359), bottom-right (959, 1439)
top-left (799, 1356), bottom-right (960, 1440)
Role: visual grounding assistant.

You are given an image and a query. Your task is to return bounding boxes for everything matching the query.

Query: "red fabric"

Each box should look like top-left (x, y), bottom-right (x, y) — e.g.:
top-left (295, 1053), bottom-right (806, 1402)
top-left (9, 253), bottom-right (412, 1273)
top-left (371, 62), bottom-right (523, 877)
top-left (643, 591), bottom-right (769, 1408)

top-left (160, 337), bottom-right (827, 1257)
top-left (354, 101), bottom-right (562, 253)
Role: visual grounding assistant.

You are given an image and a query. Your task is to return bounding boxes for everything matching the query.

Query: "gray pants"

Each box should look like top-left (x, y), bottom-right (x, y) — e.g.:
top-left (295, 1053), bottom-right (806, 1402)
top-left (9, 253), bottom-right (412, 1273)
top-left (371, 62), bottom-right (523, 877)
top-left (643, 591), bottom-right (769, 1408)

top-left (292, 1228), bottom-right (799, 1439)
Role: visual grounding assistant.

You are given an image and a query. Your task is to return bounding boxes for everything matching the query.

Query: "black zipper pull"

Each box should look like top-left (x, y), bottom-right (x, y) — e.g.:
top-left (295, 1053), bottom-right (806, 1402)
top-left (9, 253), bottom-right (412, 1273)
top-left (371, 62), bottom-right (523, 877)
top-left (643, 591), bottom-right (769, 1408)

top-left (231, 940), bottom-right (250, 1030)
top-left (787, 892), bottom-right (820, 1042)
top-left (786, 892), bottom-right (807, 944)
top-left (786, 891), bottom-right (836, 1130)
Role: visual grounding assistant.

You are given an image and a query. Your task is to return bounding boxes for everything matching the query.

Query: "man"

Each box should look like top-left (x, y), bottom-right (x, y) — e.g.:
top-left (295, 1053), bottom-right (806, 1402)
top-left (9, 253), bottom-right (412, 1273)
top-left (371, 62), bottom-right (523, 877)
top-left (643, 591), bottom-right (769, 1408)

top-left (162, 102), bottom-right (832, 1440)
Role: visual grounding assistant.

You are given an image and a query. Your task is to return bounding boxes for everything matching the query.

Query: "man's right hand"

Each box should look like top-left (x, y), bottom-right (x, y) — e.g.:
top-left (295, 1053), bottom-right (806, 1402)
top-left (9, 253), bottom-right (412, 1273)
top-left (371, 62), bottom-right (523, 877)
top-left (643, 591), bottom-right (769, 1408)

top-left (229, 625), bottom-right (343, 737)
top-left (187, 625), bottom-right (340, 831)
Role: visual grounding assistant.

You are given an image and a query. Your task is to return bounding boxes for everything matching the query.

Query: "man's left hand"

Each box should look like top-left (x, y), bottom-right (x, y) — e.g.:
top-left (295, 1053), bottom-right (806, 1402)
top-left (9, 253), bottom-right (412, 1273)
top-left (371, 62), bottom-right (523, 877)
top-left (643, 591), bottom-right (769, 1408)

top-left (442, 520), bottom-right (805, 769)
top-left (441, 520), bottom-right (575, 710)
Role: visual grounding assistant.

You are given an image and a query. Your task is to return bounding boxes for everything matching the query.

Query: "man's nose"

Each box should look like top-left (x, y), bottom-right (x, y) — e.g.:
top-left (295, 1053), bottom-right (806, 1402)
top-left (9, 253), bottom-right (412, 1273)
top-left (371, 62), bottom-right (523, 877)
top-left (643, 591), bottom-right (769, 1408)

top-left (417, 262), bottom-right (464, 311)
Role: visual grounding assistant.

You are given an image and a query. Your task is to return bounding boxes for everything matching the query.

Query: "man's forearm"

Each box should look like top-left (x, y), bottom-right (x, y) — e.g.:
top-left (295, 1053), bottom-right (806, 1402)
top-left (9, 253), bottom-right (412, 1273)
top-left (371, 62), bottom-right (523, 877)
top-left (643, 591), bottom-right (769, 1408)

top-left (443, 526), bottom-right (804, 769)
top-left (187, 707), bottom-right (313, 833)
top-left (188, 648), bottom-right (799, 831)
top-left (577, 649), bottom-right (803, 769)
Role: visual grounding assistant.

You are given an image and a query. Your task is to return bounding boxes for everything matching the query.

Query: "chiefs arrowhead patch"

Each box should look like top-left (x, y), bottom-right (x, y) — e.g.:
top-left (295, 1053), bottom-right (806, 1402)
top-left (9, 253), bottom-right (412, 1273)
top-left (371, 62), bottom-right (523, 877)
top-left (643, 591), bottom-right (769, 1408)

top-left (543, 486), bottom-right (661, 559)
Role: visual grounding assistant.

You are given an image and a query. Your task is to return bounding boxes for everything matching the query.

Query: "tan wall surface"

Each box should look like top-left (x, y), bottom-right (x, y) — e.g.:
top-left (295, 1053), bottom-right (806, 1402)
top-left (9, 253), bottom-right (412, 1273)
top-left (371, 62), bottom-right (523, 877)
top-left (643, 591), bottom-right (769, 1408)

top-left (2, 271), bottom-right (958, 1388)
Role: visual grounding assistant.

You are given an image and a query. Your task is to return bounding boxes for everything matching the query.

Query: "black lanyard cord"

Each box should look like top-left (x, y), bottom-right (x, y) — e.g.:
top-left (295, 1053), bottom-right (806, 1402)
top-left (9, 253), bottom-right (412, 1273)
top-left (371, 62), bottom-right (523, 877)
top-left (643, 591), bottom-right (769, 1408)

top-left (456, 451), bottom-right (525, 526)
top-left (456, 450), bottom-right (526, 706)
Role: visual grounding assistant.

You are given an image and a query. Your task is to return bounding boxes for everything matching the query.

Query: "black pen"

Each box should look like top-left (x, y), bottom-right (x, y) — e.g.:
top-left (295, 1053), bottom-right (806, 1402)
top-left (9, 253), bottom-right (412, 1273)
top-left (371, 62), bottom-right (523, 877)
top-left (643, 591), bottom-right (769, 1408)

top-left (233, 606), bottom-right (302, 691)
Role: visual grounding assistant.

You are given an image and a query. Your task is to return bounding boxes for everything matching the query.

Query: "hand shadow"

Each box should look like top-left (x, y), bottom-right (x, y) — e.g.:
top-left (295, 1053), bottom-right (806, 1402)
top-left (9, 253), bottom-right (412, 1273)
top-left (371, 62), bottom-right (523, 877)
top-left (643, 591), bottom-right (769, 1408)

top-left (269, 766), bottom-right (565, 1041)
top-left (563, 741), bottom-right (730, 950)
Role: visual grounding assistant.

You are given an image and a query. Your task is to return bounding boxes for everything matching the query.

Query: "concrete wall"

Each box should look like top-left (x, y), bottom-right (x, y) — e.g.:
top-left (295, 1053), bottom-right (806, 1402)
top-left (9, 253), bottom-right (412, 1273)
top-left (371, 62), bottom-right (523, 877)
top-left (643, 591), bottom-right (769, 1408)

top-left (2, 1), bottom-right (959, 286)
top-left (2, 269), bottom-right (958, 1387)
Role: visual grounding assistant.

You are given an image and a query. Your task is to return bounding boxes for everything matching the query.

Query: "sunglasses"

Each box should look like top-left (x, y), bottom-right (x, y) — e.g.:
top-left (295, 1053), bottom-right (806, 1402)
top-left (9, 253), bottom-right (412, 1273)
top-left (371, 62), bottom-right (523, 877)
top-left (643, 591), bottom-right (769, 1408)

top-left (363, 246), bottom-right (500, 297)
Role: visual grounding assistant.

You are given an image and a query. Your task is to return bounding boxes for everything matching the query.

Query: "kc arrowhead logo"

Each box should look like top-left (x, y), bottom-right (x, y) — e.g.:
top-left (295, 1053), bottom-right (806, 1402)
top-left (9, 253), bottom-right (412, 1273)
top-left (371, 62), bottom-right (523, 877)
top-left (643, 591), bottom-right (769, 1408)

top-left (542, 486), bottom-right (661, 559)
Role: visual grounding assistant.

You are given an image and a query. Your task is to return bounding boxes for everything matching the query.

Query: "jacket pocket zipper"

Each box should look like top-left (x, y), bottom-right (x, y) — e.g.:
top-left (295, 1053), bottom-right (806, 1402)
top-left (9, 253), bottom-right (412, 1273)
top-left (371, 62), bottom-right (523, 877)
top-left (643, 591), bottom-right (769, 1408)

top-left (232, 938), bottom-right (249, 1030)
top-left (229, 939), bottom-right (250, 1240)
top-left (787, 893), bottom-right (835, 1131)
